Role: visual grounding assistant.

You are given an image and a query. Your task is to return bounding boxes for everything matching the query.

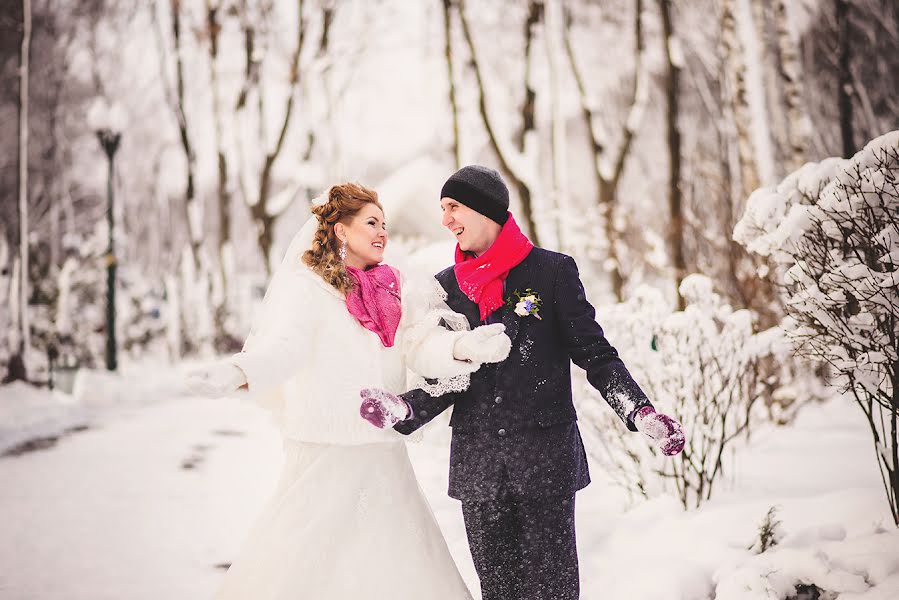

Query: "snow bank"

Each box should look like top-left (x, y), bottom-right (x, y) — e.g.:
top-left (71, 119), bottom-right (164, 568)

top-left (0, 382), bottom-right (87, 455)
top-left (0, 363), bottom-right (190, 455)
top-left (578, 398), bottom-right (898, 600)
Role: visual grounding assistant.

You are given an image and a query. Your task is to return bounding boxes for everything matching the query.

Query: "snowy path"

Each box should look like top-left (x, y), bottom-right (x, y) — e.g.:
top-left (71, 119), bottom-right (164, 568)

top-left (1, 392), bottom-right (897, 600)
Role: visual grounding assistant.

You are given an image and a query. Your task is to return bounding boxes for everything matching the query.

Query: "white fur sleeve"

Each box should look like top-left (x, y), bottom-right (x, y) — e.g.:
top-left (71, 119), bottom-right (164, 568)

top-left (400, 273), bottom-right (479, 391)
top-left (230, 219), bottom-right (317, 411)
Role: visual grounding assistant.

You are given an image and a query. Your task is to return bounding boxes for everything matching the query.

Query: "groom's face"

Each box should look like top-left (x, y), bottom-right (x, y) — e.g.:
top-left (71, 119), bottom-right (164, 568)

top-left (440, 197), bottom-right (501, 256)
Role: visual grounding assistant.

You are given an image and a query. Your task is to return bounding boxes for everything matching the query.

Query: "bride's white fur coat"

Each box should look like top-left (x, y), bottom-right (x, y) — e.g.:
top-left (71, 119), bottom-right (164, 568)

top-left (230, 218), bottom-right (476, 445)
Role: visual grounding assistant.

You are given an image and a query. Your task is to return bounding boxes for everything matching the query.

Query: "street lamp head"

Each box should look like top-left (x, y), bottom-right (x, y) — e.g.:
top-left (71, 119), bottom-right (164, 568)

top-left (88, 97), bottom-right (125, 158)
top-left (96, 129), bottom-right (122, 158)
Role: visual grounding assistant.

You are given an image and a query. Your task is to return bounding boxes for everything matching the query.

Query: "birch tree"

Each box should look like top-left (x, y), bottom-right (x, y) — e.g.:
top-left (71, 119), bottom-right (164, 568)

top-left (718, 0), bottom-right (758, 201)
top-left (772, 0), bottom-right (810, 171)
top-left (205, 0), bottom-right (234, 345)
top-left (715, 0), bottom-right (783, 329)
top-left (169, 0), bottom-right (202, 274)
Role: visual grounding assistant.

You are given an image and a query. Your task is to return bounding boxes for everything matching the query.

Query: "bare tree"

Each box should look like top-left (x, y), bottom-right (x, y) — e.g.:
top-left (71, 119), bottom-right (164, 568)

top-left (205, 0), bottom-right (235, 346)
top-left (772, 0), bottom-right (810, 171)
top-left (169, 0), bottom-right (202, 274)
top-left (718, 0), bottom-right (758, 201)
top-left (657, 0), bottom-right (686, 309)
top-left (442, 0), bottom-right (461, 170)
top-left (9, 0), bottom-right (32, 382)
top-left (236, 0), bottom-right (311, 273)
top-left (562, 0), bottom-right (648, 301)
top-left (715, 0), bottom-right (783, 330)
top-left (456, 0), bottom-right (542, 245)
top-left (836, 0), bottom-right (855, 157)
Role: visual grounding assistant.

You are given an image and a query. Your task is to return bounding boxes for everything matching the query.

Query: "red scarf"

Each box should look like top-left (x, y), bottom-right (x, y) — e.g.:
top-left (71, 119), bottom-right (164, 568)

top-left (454, 212), bottom-right (533, 320)
top-left (345, 264), bottom-right (402, 347)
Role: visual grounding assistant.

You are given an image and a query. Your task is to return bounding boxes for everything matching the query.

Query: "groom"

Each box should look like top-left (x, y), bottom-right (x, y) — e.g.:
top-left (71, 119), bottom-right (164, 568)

top-left (360, 165), bottom-right (684, 600)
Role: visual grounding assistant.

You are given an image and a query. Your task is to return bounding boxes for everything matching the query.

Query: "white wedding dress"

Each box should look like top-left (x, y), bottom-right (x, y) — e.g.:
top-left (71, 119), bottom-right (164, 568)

top-left (212, 216), bottom-right (474, 600)
top-left (214, 440), bottom-right (472, 600)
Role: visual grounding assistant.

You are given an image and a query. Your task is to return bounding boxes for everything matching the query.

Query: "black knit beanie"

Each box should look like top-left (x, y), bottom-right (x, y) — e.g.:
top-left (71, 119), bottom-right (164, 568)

top-left (439, 165), bottom-right (510, 225)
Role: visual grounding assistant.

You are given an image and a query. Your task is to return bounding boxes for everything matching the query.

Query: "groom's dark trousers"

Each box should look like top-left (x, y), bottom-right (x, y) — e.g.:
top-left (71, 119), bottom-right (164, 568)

top-left (396, 248), bottom-right (653, 600)
top-left (462, 472), bottom-right (578, 600)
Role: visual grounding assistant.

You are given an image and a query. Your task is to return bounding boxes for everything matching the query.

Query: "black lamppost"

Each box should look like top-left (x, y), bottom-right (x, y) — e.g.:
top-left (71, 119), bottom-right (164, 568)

top-left (90, 99), bottom-right (124, 372)
top-left (97, 129), bottom-right (120, 371)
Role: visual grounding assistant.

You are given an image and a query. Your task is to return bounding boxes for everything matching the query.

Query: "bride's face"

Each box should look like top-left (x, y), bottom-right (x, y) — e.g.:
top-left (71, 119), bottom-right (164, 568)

top-left (335, 204), bottom-right (388, 269)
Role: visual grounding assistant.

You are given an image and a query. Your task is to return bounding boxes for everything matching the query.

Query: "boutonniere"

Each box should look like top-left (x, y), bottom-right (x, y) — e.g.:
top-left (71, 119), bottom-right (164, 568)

top-left (506, 288), bottom-right (542, 320)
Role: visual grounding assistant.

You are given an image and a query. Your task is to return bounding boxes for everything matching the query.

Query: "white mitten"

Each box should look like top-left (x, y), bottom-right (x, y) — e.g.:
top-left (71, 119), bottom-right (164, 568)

top-left (453, 323), bottom-right (512, 364)
top-left (185, 360), bottom-right (248, 398)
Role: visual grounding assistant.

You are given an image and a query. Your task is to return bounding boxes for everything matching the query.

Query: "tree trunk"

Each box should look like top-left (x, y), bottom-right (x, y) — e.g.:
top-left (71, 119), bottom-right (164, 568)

top-left (772, 0), bottom-right (809, 171)
top-left (836, 0), bottom-right (855, 157)
top-left (250, 0), bottom-right (305, 275)
top-left (562, 0), bottom-right (645, 301)
top-left (890, 364), bottom-right (899, 525)
top-left (442, 0), bottom-right (461, 170)
top-left (658, 0), bottom-right (686, 310)
top-left (543, 0), bottom-right (567, 251)
top-left (206, 0), bottom-right (233, 347)
top-left (12, 0), bottom-right (32, 382)
top-left (714, 0), bottom-right (787, 328)
top-left (170, 0), bottom-right (201, 273)
top-left (719, 0), bottom-right (759, 202)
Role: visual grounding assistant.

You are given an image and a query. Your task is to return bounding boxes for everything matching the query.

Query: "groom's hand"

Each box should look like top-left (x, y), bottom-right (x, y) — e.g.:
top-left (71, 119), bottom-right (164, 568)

top-left (453, 323), bottom-right (511, 364)
top-left (360, 388), bottom-right (411, 429)
top-left (633, 406), bottom-right (685, 456)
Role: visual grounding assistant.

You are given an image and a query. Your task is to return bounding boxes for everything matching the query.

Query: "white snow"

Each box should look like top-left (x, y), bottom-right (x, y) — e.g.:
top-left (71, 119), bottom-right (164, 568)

top-left (0, 372), bottom-right (896, 599)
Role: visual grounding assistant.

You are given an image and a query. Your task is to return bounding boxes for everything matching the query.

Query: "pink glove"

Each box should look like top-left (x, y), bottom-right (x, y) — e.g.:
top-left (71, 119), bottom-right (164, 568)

top-left (634, 406), bottom-right (685, 456)
top-left (360, 388), bottom-right (411, 429)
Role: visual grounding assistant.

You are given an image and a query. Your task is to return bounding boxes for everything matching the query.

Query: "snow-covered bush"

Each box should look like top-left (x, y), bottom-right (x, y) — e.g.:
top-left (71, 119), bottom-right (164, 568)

top-left (579, 275), bottom-right (781, 509)
top-left (734, 129), bottom-right (899, 526)
top-left (0, 237), bottom-right (13, 373)
top-left (54, 225), bottom-right (109, 369)
top-left (52, 223), bottom-right (169, 370)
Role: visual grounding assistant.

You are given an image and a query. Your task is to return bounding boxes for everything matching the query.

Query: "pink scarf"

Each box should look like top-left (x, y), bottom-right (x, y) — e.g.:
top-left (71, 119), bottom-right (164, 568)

top-left (454, 212), bottom-right (533, 320)
top-left (345, 264), bottom-right (402, 347)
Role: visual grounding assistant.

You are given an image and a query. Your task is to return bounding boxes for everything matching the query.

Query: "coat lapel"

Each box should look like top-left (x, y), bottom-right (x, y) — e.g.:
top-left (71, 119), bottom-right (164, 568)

top-left (443, 271), bottom-right (481, 329)
top-left (499, 258), bottom-right (531, 346)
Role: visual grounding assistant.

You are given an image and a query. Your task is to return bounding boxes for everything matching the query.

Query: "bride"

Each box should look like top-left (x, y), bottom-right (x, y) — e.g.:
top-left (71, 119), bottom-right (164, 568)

top-left (186, 182), bottom-right (510, 600)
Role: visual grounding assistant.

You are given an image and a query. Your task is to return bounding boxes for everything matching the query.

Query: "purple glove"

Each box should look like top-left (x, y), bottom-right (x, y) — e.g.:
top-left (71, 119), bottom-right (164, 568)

top-left (360, 388), bottom-right (411, 429)
top-left (633, 406), bottom-right (685, 456)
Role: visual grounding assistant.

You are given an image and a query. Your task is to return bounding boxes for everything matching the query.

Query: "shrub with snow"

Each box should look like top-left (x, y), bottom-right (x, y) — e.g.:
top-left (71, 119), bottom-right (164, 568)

top-left (579, 274), bottom-right (781, 509)
top-left (734, 129), bottom-right (899, 526)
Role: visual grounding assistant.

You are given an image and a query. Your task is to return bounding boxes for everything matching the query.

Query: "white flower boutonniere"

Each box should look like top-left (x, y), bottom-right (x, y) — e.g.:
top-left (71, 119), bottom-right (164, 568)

top-left (506, 288), bottom-right (542, 320)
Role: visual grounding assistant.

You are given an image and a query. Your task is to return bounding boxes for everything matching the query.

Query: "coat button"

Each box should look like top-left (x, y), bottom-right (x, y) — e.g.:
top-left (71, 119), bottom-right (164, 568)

top-left (497, 428), bottom-right (507, 437)
top-left (494, 395), bottom-right (503, 405)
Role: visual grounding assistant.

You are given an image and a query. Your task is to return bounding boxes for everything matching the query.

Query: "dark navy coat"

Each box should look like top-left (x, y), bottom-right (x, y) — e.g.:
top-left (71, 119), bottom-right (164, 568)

top-left (395, 247), bottom-right (652, 502)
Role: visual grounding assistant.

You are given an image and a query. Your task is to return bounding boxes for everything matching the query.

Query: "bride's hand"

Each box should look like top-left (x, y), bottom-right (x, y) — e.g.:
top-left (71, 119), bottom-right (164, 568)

top-left (185, 361), bottom-right (248, 398)
top-left (359, 388), bottom-right (411, 428)
top-left (453, 323), bottom-right (511, 364)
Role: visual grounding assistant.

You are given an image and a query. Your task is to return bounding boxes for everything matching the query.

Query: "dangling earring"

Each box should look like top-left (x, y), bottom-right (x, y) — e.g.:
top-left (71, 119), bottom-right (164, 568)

top-left (339, 240), bottom-right (347, 262)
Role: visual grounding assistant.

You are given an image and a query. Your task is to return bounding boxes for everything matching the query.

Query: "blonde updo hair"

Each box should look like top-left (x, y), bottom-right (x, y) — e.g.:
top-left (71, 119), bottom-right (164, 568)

top-left (302, 182), bottom-right (383, 295)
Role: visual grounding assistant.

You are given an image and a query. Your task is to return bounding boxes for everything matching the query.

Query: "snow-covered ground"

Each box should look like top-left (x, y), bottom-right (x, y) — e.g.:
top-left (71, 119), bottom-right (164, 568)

top-left (0, 374), bottom-right (897, 600)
